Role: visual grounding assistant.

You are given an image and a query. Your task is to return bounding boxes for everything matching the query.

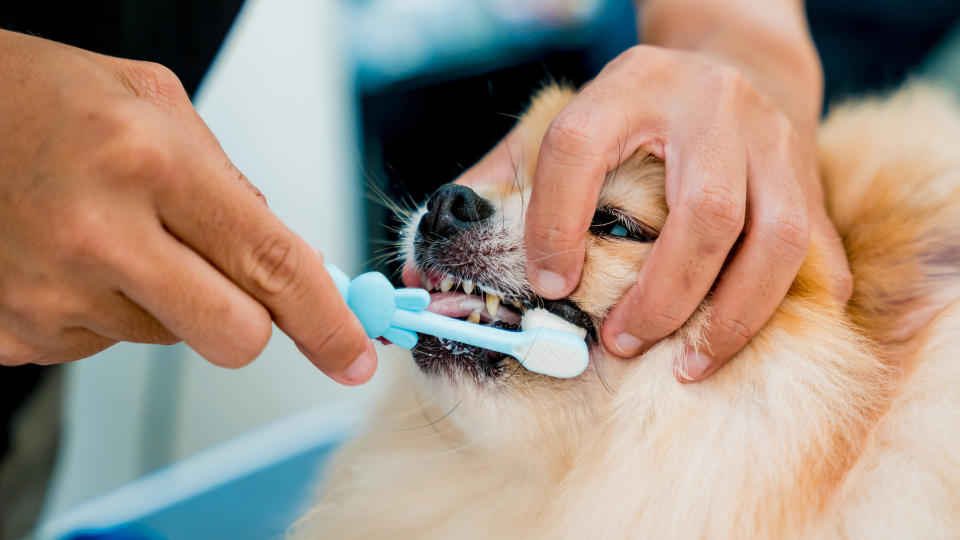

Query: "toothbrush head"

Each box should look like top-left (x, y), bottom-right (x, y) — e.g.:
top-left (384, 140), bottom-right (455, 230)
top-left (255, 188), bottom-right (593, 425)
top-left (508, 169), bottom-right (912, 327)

top-left (515, 308), bottom-right (589, 378)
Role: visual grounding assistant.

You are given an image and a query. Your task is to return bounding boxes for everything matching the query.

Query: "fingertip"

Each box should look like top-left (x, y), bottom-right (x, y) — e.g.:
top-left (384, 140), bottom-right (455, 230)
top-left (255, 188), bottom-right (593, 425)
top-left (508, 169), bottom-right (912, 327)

top-left (599, 320), bottom-right (646, 358)
top-left (529, 266), bottom-right (574, 299)
top-left (330, 342), bottom-right (378, 386)
top-left (675, 348), bottom-right (718, 383)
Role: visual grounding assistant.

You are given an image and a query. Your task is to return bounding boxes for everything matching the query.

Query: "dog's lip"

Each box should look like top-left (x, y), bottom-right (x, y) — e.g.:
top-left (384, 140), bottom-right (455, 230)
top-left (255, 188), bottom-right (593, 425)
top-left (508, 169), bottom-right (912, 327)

top-left (401, 262), bottom-right (421, 288)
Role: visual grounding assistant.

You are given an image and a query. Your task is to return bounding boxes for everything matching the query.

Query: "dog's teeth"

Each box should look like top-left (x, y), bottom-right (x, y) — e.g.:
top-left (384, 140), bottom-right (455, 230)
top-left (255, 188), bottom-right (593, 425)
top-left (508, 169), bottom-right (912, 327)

top-left (466, 310), bottom-right (482, 324)
top-left (485, 293), bottom-right (501, 317)
top-left (419, 271), bottom-right (428, 288)
top-left (462, 279), bottom-right (474, 294)
top-left (440, 276), bottom-right (454, 292)
top-left (509, 298), bottom-right (522, 308)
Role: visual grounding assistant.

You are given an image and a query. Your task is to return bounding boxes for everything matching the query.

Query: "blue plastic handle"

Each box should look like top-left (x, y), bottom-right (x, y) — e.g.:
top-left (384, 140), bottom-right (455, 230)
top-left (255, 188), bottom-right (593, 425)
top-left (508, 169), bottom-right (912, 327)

top-left (325, 264), bottom-right (429, 349)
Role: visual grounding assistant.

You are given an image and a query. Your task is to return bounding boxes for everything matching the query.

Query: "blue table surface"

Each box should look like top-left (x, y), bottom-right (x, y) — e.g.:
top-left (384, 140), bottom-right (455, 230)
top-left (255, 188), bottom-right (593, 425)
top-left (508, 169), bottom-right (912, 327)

top-left (37, 402), bottom-right (358, 540)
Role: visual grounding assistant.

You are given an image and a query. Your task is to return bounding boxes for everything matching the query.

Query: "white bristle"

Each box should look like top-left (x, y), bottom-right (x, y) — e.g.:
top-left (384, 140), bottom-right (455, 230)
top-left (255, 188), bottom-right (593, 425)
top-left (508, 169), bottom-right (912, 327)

top-left (515, 308), bottom-right (589, 378)
top-left (521, 308), bottom-right (588, 338)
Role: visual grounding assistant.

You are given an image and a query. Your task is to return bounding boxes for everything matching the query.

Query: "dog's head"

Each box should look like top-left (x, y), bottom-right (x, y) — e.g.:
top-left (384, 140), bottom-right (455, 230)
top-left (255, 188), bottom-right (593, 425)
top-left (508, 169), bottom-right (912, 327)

top-left (392, 85), bottom-right (681, 450)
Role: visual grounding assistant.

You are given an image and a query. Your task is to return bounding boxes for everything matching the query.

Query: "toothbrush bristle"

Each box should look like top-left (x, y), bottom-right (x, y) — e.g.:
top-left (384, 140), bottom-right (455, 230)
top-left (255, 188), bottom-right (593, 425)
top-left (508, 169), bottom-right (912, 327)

top-left (517, 308), bottom-right (589, 378)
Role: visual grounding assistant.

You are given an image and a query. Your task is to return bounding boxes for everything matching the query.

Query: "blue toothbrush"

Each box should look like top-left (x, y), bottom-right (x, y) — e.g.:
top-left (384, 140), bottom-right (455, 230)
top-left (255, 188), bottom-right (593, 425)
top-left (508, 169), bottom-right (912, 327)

top-left (325, 264), bottom-right (589, 378)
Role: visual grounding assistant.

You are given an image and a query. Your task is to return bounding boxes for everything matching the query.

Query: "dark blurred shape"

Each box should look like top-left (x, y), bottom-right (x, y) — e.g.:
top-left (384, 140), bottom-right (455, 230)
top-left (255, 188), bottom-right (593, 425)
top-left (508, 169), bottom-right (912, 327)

top-left (808, 0), bottom-right (960, 107)
top-left (358, 0), bottom-right (960, 279)
top-left (0, 1), bottom-right (244, 96)
top-left (0, 367), bottom-right (63, 538)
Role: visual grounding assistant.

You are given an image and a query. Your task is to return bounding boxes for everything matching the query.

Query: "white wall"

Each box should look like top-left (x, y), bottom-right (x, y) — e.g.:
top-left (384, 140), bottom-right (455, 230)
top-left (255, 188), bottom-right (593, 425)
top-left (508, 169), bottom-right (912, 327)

top-left (41, 0), bottom-right (378, 519)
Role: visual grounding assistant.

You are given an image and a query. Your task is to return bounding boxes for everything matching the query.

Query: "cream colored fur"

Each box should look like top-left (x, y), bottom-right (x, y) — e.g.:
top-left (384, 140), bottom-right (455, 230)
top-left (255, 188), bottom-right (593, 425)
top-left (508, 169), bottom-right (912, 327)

top-left (292, 84), bottom-right (960, 539)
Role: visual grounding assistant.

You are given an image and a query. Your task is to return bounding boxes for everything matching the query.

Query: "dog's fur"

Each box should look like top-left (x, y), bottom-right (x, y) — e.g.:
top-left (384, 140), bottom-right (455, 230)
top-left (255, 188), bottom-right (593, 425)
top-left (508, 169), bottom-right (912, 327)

top-left (293, 84), bottom-right (960, 539)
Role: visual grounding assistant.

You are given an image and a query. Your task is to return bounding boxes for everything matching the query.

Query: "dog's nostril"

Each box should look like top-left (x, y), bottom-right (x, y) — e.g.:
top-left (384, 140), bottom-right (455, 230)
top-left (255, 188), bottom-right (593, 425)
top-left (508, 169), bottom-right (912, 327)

top-left (419, 184), bottom-right (493, 240)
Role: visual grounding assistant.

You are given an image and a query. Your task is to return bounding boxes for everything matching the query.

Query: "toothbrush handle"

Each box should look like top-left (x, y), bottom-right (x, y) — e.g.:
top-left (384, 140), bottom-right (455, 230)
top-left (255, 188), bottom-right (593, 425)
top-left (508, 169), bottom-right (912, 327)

top-left (390, 309), bottom-right (517, 357)
top-left (325, 263), bottom-right (427, 349)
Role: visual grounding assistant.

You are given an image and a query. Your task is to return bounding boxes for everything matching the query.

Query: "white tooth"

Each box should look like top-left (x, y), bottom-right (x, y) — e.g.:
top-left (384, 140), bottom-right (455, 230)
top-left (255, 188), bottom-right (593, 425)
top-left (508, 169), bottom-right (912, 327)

top-left (485, 293), bottom-right (501, 317)
top-left (440, 276), bottom-right (454, 292)
top-left (419, 272), bottom-right (429, 288)
top-left (462, 279), bottom-right (474, 294)
top-left (466, 310), bottom-right (482, 324)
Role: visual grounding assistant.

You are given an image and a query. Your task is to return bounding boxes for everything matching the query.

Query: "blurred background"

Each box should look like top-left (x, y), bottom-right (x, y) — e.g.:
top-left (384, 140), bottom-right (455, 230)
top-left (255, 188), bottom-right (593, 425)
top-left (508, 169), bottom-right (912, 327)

top-left (1, 0), bottom-right (959, 538)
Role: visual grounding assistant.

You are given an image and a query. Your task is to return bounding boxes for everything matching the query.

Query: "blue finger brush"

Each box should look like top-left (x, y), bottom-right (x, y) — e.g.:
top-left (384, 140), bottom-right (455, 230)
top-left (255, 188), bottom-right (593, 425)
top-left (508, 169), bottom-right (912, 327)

top-left (326, 264), bottom-right (589, 379)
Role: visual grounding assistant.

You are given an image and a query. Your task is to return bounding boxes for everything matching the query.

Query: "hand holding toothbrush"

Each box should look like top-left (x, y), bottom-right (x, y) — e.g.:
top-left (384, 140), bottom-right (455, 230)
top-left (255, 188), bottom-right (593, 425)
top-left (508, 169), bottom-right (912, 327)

top-left (0, 30), bottom-right (377, 384)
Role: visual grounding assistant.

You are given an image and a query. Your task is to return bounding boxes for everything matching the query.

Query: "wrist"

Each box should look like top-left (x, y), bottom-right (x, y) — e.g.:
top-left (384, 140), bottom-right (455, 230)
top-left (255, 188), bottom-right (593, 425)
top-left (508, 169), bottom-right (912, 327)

top-left (638, 0), bottom-right (822, 133)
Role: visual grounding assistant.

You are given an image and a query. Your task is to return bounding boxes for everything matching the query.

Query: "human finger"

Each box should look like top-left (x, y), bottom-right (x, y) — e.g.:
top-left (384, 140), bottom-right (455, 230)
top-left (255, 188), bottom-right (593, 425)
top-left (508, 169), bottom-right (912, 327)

top-left (601, 123), bottom-right (747, 358)
top-left (152, 149), bottom-right (377, 383)
top-left (523, 92), bottom-right (640, 299)
top-left (678, 127), bottom-right (809, 381)
top-left (77, 289), bottom-right (179, 345)
top-left (115, 225), bottom-right (275, 369)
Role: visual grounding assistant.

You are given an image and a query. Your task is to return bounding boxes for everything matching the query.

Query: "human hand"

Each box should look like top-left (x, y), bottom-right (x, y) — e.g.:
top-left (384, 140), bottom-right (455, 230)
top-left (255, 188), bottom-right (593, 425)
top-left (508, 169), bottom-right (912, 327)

top-left (520, 44), bottom-right (851, 381)
top-left (0, 30), bottom-right (376, 384)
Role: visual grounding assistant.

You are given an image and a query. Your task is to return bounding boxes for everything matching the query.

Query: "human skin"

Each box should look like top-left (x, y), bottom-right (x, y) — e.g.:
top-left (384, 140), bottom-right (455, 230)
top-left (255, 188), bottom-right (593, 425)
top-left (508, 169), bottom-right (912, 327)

top-left (0, 30), bottom-right (376, 384)
top-left (457, 0), bottom-right (851, 381)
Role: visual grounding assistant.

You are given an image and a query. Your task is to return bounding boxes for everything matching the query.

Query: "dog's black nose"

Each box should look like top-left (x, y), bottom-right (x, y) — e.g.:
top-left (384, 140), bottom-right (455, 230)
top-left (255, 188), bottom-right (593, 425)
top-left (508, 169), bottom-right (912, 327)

top-left (418, 184), bottom-right (493, 240)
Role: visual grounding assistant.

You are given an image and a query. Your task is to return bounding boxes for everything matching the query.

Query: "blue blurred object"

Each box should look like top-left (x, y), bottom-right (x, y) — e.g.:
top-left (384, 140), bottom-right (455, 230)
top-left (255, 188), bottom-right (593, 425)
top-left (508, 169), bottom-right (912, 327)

top-left (348, 0), bottom-right (627, 91)
top-left (37, 403), bottom-right (357, 540)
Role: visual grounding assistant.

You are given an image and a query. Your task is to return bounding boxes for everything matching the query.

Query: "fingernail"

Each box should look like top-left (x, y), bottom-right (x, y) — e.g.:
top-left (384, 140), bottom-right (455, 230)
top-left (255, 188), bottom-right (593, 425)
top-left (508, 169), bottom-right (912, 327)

top-left (341, 347), bottom-right (377, 384)
top-left (613, 333), bottom-right (644, 356)
top-left (678, 350), bottom-right (713, 382)
top-left (534, 269), bottom-right (568, 297)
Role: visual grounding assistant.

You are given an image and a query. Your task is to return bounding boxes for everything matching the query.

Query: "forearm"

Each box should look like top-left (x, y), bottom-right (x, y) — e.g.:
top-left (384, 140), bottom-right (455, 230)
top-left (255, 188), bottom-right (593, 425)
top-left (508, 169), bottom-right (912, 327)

top-left (637, 0), bottom-right (823, 134)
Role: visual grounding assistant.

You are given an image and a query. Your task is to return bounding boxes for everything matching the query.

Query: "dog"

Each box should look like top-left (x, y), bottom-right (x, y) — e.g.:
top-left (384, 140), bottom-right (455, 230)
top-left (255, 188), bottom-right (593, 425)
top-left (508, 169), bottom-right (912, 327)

top-left (292, 83), bottom-right (960, 539)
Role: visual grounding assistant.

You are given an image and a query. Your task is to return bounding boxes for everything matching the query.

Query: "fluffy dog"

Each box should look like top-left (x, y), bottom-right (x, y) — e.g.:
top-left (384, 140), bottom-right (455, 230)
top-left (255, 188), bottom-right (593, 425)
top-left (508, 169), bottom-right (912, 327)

top-left (293, 84), bottom-right (960, 539)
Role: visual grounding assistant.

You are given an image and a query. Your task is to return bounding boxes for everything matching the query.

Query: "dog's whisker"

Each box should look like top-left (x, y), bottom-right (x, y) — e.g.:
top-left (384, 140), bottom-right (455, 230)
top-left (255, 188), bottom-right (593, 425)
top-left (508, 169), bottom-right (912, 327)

top-left (383, 400), bottom-right (461, 432)
top-left (388, 430), bottom-right (491, 463)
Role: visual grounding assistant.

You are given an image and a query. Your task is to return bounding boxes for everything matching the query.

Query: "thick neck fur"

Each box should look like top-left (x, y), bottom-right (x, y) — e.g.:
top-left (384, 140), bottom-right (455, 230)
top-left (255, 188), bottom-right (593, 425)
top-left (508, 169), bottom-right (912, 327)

top-left (295, 287), bottom-right (888, 540)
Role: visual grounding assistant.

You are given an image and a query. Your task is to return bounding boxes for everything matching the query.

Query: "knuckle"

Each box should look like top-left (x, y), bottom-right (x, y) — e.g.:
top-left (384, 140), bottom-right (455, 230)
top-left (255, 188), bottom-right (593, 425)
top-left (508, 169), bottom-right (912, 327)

top-left (618, 44), bottom-right (655, 66)
top-left (526, 220), bottom-right (581, 256)
top-left (0, 335), bottom-right (37, 367)
top-left (617, 44), bottom-right (672, 72)
top-left (0, 351), bottom-right (28, 367)
top-left (88, 112), bottom-right (175, 189)
top-left (301, 316), bottom-right (363, 368)
top-left (764, 211), bottom-right (810, 256)
top-left (57, 206), bottom-right (124, 267)
top-left (712, 315), bottom-right (755, 344)
top-left (244, 233), bottom-right (305, 297)
top-left (709, 64), bottom-right (749, 107)
top-left (122, 61), bottom-right (187, 103)
top-left (642, 301), bottom-right (689, 333)
top-left (768, 111), bottom-right (799, 154)
top-left (3, 285), bottom-right (66, 331)
top-left (542, 116), bottom-right (596, 160)
top-left (685, 185), bottom-right (744, 238)
top-left (115, 126), bottom-right (174, 184)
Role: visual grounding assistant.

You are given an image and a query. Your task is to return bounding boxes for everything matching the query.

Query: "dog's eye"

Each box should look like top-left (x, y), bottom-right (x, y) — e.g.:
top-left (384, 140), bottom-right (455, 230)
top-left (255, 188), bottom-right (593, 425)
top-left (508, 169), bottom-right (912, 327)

top-left (589, 209), bottom-right (655, 242)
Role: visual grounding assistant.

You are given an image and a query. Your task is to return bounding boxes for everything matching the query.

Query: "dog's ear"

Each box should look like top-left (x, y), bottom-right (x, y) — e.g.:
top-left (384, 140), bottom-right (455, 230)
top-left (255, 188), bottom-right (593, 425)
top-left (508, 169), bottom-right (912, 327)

top-left (820, 84), bottom-right (960, 343)
top-left (513, 84), bottom-right (578, 183)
